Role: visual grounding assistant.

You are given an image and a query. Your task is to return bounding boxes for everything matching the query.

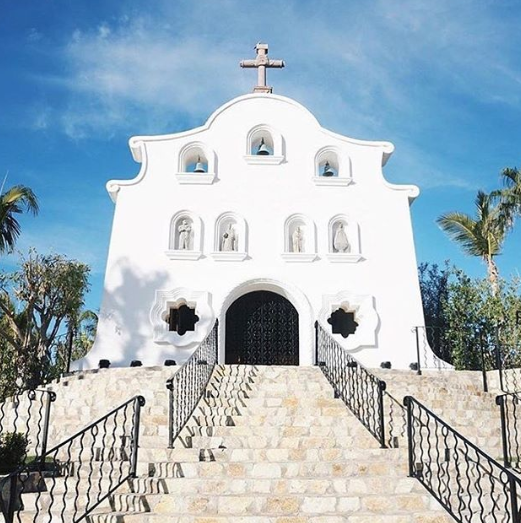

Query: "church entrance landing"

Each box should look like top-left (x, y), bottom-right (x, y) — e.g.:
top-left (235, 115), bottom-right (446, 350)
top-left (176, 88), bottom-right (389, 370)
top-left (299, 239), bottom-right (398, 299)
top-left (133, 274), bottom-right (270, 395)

top-left (225, 291), bottom-right (299, 365)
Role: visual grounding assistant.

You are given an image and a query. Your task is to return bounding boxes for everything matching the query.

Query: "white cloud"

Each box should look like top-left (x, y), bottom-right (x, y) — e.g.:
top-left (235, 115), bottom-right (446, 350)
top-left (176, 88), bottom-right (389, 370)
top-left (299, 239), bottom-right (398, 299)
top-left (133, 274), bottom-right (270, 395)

top-left (27, 0), bottom-right (521, 188)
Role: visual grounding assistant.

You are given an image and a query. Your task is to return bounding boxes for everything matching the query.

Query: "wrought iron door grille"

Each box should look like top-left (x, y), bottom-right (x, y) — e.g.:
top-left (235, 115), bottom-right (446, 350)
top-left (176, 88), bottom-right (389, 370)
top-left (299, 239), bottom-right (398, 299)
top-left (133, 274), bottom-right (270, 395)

top-left (225, 291), bottom-right (299, 365)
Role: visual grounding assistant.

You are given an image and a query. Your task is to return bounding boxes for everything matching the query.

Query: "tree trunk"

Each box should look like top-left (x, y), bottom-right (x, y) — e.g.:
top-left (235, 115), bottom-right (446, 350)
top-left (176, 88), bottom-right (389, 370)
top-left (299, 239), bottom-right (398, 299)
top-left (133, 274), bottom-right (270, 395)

top-left (486, 255), bottom-right (499, 296)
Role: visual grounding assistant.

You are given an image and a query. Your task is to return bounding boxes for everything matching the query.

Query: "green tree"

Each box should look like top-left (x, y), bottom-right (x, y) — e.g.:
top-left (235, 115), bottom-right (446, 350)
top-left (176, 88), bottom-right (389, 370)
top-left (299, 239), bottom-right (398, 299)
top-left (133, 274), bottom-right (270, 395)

top-left (437, 191), bottom-right (506, 295)
top-left (0, 185), bottom-right (38, 254)
top-left (0, 251), bottom-right (90, 388)
top-left (496, 166), bottom-right (521, 230)
top-left (442, 270), bottom-right (521, 370)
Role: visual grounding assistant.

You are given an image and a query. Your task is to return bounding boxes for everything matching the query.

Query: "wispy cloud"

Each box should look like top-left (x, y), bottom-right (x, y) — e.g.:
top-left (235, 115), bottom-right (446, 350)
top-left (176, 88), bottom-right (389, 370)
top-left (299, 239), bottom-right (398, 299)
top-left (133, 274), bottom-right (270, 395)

top-left (25, 0), bottom-right (521, 188)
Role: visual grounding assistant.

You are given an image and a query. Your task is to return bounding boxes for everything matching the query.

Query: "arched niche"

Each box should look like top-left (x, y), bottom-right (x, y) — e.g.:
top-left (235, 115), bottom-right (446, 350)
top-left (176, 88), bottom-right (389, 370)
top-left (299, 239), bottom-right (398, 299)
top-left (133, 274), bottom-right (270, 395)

top-left (151, 288), bottom-right (214, 347)
top-left (165, 210), bottom-right (203, 260)
top-left (245, 125), bottom-right (284, 165)
top-left (176, 142), bottom-right (217, 184)
top-left (211, 212), bottom-right (247, 261)
top-left (281, 214), bottom-right (317, 262)
top-left (313, 146), bottom-right (353, 186)
top-left (327, 214), bottom-right (363, 263)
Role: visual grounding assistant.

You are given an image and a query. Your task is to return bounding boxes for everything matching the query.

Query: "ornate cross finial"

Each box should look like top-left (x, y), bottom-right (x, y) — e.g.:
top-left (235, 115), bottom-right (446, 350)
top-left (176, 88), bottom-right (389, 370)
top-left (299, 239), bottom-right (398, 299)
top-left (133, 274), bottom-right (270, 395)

top-left (240, 42), bottom-right (285, 94)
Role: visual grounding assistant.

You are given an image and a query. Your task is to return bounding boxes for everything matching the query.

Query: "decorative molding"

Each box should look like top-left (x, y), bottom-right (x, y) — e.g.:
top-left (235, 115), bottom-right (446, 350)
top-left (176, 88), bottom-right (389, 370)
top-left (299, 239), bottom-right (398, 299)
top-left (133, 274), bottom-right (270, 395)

top-left (150, 288), bottom-right (214, 347)
top-left (210, 251), bottom-right (247, 261)
top-left (319, 291), bottom-right (379, 351)
top-left (244, 155), bottom-right (284, 165)
top-left (326, 253), bottom-right (364, 263)
top-left (281, 253), bottom-right (317, 263)
top-left (165, 250), bottom-right (203, 261)
top-left (313, 176), bottom-right (353, 187)
top-left (175, 172), bottom-right (216, 185)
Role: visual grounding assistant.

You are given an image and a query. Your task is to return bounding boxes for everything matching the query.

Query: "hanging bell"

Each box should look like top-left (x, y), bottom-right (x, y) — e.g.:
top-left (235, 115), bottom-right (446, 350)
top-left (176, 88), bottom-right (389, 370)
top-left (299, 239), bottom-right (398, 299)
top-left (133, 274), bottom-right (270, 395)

top-left (193, 156), bottom-right (206, 173)
top-left (322, 161), bottom-right (334, 177)
top-left (256, 138), bottom-right (270, 155)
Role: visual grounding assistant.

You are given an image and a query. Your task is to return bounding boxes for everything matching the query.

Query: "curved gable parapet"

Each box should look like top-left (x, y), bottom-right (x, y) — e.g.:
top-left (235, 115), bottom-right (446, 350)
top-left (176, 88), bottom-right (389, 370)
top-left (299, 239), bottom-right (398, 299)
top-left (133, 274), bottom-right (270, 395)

top-left (107, 140), bottom-right (148, 203)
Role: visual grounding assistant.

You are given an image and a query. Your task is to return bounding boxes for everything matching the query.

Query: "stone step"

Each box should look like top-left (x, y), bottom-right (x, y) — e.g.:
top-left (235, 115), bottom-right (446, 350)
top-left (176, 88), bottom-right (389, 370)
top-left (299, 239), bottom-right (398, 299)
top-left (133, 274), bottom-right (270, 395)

top-left (104, 491), bottom-right (446, 516)
top-left (86, 514), bottom-right (453, 523)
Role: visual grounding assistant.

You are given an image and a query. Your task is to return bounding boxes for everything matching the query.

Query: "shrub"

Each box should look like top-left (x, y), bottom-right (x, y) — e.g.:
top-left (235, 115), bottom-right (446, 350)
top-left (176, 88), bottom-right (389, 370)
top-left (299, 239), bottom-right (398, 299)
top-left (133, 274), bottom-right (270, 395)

top-left (0, 432), bottom-right (29, 474)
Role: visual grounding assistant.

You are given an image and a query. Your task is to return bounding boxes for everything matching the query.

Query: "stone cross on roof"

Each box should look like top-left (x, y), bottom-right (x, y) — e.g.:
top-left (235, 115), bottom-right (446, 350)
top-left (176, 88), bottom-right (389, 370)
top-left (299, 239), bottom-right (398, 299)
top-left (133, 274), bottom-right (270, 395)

top-left (240, 42), bottom-right (285, 94)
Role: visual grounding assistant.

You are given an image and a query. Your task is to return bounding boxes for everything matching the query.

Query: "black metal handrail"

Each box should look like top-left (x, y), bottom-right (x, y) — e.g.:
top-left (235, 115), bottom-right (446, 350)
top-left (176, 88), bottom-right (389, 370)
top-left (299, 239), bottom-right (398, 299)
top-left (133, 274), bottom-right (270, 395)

top-left (405, 395), bottom-right (521, 522)
top-left (497, 392), bottom-right (521, 471)
top-left (0, 395), bottom-right (145, 523)
top-left (0, 388), bottom-right (56, 463)
top-left (166, 320), bottom-right (218, 448)
top-left (315, 321), bottom-right (387, 447)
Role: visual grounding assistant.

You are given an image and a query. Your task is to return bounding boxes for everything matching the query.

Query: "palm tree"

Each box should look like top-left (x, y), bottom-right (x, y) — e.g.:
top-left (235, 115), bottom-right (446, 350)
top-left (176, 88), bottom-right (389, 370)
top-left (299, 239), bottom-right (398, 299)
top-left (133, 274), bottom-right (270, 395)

top-left (496, 167), bottom-right (521, 230)
top-left (0, 185), bottom-right (39, 254)
top-left (437, 191), bottom-right (506, 295)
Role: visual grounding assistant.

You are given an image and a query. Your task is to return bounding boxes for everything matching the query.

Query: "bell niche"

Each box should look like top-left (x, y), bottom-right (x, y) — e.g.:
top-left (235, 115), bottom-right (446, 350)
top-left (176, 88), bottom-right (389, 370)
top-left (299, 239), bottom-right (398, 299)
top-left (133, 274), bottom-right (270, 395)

top-left (245, 125), bottom-right (284, 165)
top-left (314, 146), bottom-right (352, 186)
top-left (176, 142), bottom-right (216, 184)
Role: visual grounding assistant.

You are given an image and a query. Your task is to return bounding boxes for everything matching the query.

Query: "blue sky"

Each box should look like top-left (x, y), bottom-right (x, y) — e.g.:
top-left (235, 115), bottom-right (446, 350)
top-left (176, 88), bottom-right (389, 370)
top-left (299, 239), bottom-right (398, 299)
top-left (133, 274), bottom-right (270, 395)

top-left (1, 0), bottom-right (520, 312)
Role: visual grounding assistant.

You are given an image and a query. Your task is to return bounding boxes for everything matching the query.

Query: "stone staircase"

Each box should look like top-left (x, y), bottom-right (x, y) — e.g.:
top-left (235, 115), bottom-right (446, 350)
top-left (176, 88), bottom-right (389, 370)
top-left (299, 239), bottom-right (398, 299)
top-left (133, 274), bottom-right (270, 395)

top-left (375, 369), bottom-right (503, 459)
top-left (3, 364), bottom-right (459, 522)
top-left (3, 363), bottom-right (512, 521)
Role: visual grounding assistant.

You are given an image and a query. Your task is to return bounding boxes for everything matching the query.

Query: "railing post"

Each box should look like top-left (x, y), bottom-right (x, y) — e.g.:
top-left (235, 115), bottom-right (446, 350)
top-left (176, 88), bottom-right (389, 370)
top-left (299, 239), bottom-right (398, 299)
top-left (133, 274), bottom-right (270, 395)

top-left (479, 330), bottom-right (488, 393)
top-left (378, 381), bottom-right (386, 449)
top-left (508, 473), bottom-right (519, 522)
top-left (39, 391), bottom-right (56, 463)
top-left (497, 394), bottom-right (511, 468)
top-left (215, 319), bottom-right (219, 364)
top-left (414, 327), bottom-right (422, 376)
top-left (167, 378), bottom-right (174, 449)
top-left (314, 321), bottom-right (319, 365)
top-left (6, 474), bottom-right (18, 523)
top-left (130, 396), bottom-right (145, 477)
top-left (404, 396), bottom-right (415, 477)
top-left (495, 322), bottom-right (506, 392)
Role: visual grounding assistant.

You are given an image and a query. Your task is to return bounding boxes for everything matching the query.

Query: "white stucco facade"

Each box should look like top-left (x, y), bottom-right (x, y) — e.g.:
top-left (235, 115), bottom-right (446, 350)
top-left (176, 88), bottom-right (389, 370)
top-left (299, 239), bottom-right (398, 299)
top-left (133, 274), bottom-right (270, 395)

top-left (77, 93), bottom-right (432, 370)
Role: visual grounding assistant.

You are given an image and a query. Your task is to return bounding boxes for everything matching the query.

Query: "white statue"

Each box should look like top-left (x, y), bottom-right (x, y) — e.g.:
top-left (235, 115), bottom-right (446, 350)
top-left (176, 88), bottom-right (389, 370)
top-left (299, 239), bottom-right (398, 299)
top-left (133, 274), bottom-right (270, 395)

top-left (178, 219), bottom-right (192, 250)
top-left (292, 226), bottom-right (304, 253)
top-left (222, 223), bottom-right (237, 251)
top-left (333, 223), bottom-right (350, 253)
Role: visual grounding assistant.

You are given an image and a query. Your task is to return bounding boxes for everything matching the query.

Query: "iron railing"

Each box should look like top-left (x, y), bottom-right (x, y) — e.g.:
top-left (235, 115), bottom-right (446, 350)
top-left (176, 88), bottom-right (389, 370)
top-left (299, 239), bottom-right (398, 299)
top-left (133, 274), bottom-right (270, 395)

top-left (0, 389), bottom-right (56, 464)
top-left (166, 320), bottom-right (218, 448)
top-left (315, 321), bottom-right (387, 447)
top-left (497, 392), bottom-right (521, 471)
top-left (405, 395), bottom-right (521, 522)
top-left (0, 395), bottom-right (145, 523)
top-left (413, 326), bottom-right (453, 374)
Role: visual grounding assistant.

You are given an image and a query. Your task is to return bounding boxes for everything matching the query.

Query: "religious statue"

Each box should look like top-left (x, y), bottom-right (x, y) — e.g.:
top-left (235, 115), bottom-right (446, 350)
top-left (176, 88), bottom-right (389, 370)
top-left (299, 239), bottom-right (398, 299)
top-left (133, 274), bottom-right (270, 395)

top-left (292, 226), bottom-right (304, 253)
top-left (178, 219), bottom-right (192, 250)
top-left (222, 223), bottom-right (237, 251)
top-left (333, 223), bottom-right (350, 253)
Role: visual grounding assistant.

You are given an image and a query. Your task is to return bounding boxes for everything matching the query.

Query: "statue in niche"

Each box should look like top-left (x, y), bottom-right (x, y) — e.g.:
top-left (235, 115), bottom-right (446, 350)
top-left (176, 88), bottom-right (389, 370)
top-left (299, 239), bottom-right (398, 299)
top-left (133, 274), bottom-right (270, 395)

top-left (333, 223), bottom-right (350, 253)
top-left (292, 226), bottom-right (304, 253)
top-left (221, 223), bottom-right (237, 251)
top-left (178, 219), bottom-right (192, 250)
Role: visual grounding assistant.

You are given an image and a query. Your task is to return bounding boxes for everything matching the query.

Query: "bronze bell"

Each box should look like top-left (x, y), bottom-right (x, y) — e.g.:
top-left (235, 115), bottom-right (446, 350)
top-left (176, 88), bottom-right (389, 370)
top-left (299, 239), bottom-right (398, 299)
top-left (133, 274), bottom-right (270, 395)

top-left (194, 156), bottom-right (206, 173)
top-left (322, 161), bottom-right (334, 177)
top-left (256, 138), bottom-right (270, 155)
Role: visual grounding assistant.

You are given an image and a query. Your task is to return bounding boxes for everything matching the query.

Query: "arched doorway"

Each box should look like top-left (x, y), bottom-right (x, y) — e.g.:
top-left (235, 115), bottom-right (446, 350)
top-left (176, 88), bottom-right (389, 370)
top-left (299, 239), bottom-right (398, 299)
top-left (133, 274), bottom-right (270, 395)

top-left (225, 290), bottom-right (299, 365)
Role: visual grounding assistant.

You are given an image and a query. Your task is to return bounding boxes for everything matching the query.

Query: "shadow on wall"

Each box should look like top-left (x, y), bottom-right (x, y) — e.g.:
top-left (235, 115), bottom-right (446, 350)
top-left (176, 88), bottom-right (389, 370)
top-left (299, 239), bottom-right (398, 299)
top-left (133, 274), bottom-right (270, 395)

top-left (78, 258), bottom-right (171, 369)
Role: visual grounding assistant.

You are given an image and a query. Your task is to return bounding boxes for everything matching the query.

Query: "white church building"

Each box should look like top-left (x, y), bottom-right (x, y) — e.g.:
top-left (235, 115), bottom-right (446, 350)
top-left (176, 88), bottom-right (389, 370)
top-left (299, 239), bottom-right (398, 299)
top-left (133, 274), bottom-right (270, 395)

top-left (77, 43), bottom-right (433, 371)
